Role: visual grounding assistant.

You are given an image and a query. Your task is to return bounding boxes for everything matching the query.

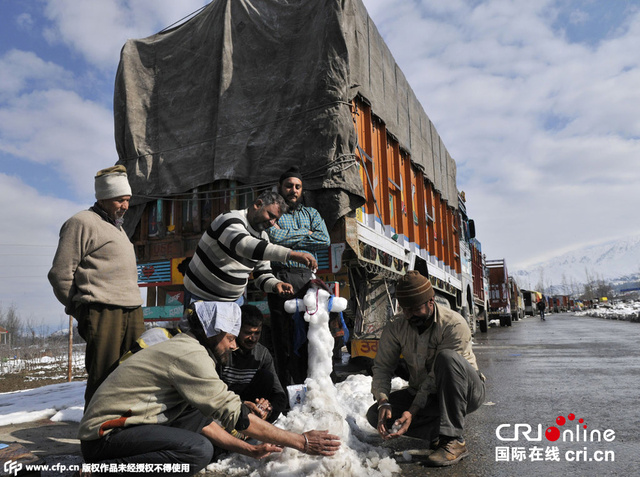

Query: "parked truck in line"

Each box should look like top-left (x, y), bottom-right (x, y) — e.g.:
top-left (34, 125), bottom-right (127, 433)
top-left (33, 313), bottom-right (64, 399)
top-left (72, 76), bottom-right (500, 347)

top-left (522, 289), bottom-right (539, 316)
top-left (470, 237), bottom-right (490, 332)
top-left (113, 0), bottom-right (489, 359)
top-left (487, 259), bottom-right (512, 327)
top-left (508, 276), bottom-right (524, 322)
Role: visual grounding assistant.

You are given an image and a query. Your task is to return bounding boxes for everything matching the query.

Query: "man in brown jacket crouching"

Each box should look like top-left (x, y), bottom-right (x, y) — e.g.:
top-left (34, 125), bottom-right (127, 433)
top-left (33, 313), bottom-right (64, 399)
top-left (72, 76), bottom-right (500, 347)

top-left (367, 271), bottom-right (485, 467)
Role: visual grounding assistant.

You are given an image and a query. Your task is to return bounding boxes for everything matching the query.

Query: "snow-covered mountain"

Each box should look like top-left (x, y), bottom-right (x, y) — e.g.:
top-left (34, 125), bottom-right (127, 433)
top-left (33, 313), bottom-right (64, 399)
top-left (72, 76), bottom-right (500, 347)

top-left (512, 234), bottom-right (640, 295)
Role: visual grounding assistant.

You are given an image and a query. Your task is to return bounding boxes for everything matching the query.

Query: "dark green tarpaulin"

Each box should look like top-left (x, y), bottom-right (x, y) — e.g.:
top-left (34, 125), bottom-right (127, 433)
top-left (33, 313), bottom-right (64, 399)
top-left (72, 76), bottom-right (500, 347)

top-left (115, 0), bottom-right (457, 233)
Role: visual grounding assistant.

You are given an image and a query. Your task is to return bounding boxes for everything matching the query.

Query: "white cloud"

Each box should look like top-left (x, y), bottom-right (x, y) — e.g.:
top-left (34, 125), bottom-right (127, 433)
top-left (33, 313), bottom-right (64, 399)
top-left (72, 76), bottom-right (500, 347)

top-left (0, 174), bottom-right (84, 327)
top-left (362, 0), bottom-right (640, 267)
top-left (41, 0), bottom-right (209, 69)
top-left (0, 88), bottom-right (114, 199)
top-left (15, 12), bottom-right (35, 30)
top-left (568, 9), bottom-right (589, 26)
top-left (0, 50), bottom-right (73, 98)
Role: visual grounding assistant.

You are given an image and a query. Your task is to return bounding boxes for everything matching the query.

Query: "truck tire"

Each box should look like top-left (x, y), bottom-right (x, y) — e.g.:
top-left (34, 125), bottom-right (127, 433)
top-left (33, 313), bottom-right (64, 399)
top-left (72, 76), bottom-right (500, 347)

top-left (505, 315), bottom-right (512, 326)
top-left (479, 318), bottom-right (488, 333)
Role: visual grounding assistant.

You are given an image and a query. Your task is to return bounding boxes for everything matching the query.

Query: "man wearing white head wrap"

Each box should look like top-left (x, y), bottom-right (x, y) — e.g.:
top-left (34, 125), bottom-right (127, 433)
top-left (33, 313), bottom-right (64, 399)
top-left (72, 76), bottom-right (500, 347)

top-left (48, 164), bottom-right (143, 407)
top-left (193, 301), bottom-right (242, 337)
top-left (79, 300), bottom-right (341, 475)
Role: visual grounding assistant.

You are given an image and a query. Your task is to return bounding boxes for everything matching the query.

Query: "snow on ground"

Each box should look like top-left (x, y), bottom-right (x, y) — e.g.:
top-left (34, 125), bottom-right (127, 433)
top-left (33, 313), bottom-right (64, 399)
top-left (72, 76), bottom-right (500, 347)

top-left (204, 285), bottom-right (404, 476)
top-left (0, 350), bottom-right (86, 424)
top-left (0, 381), bottom-right (85, 425)
top-left (0, 368), bottom-right (406, 476)
top-left (0, 300), bottom-right (637, 474)
top-left (0, 351), bottom-right (85, 376)
top-left (577, 300), bottom-right (640, 321)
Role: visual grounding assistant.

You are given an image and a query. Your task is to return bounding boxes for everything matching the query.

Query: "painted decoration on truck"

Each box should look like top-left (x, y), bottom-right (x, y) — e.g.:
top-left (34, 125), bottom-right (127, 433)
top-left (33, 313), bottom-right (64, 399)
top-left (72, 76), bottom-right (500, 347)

top-left (137, 260), bottom-right (171, 286)
top-left (412, 183), bottom-right (418, 225)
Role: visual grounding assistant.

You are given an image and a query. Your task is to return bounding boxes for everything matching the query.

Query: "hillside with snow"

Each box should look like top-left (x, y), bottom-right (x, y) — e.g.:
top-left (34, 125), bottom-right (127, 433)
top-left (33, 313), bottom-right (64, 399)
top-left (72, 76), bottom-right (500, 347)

top-left (512, 234), bottom-right (640, 294)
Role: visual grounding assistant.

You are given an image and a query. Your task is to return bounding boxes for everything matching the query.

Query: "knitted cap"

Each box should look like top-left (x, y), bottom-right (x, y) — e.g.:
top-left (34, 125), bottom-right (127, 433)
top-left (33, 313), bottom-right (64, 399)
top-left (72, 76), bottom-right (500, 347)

top-left (279, 166), bottom-right (303, 184)
top-left (396, 271), bottom-right (435, 308)
top-left (95, 165), bottom-right (132, 200)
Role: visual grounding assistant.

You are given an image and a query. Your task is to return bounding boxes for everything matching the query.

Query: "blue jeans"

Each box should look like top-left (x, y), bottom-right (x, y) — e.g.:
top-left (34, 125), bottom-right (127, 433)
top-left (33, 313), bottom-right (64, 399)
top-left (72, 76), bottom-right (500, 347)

top-left (81, 407), bottom-right (213, 476)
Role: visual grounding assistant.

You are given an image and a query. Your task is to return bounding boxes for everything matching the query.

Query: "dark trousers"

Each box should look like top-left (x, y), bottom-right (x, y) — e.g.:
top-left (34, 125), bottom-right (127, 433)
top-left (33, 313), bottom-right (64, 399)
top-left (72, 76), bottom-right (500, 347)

top-left (268, 292), bottom-right (308, 387)
top-left (367, 349), bottom-right (485, 440)
top-left (268, 268), bottom-right (312, 388)
top-left (81, 407), bottom-right (213, 476)
top-left (76, 304), bottom-right (145, 407)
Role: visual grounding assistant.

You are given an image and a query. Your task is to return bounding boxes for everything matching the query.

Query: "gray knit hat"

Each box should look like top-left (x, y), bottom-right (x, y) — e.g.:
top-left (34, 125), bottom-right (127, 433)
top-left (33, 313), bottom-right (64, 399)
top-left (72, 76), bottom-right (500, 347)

top-left (95, 165), bottom-right (132, 200)
top-left (396, 271), bottom-right (435, 308)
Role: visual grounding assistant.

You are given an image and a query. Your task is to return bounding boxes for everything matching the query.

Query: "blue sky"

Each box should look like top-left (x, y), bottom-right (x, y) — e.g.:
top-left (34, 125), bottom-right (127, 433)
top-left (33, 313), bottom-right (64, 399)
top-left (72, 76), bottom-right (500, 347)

top-left (1, 0), bottom-right (639, 328)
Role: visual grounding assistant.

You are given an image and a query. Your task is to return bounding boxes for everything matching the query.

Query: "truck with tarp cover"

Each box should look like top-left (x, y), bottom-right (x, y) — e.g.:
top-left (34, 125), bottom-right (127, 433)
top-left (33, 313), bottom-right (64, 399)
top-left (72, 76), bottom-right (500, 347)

top-left (115, 0), bottom-right (487, 357)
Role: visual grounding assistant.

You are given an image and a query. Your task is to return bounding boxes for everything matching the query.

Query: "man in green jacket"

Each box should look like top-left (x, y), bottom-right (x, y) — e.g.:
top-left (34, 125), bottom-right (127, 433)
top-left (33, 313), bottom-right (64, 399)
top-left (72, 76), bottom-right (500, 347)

top-left (48, 165), bottom-right (144, 406)
top-left (79, 301), bottom-right (340, 475)
top-left (367, 271), bottom-right (485, 467)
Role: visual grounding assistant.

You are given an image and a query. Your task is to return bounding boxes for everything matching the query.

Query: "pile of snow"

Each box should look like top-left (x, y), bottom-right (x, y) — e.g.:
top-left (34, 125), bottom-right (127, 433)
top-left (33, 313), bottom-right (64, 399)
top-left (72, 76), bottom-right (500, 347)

top-left (0, 381), bottom-right (85, 426)
top-left (0, 351), bottom-right (85, 378)
top-left (207, 283), bottom-right (401, 476)
top-left (208, 374), bottom-right (405, 477)
top-left (577, 300), bottom-right (640, 322)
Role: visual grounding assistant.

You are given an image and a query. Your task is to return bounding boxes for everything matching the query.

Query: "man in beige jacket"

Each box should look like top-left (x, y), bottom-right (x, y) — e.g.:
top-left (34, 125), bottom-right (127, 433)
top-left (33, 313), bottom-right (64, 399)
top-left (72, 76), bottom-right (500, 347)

top-left (367, 271), bottom-right (485, 467)
top-left (79, 301), bottom-right (339, 475)
top-left (48, 165), bottom-right (144, 406)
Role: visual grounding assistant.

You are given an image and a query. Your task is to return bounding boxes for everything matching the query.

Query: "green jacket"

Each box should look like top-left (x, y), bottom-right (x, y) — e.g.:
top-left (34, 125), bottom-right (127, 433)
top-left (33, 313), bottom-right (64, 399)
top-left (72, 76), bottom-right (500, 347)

top-left (78, 332), bottom-right (243, 441)
top-left (371, 304), bottom-right (478, 410)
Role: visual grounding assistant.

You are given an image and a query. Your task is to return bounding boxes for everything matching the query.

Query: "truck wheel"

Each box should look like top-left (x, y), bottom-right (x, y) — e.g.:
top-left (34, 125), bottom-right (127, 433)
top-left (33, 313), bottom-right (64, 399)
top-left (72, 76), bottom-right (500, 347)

top-left (505, 315), bottom-right (512, 326)
top-left (479, 319), bottom-right (488, 333)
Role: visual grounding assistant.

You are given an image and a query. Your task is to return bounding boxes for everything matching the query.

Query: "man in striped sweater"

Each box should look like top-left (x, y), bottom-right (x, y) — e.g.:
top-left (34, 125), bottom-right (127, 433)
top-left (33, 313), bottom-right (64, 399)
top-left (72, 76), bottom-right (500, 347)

top-left (184, 191), bottom-right (317, 306)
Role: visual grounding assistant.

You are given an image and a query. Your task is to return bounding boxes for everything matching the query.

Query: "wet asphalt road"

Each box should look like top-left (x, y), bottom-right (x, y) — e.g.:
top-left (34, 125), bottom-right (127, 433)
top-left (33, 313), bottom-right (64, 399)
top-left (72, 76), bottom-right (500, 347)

top-left (388, 311), bottom-right (640, 477)
top-left (4, 312), bottom-right (638, 476)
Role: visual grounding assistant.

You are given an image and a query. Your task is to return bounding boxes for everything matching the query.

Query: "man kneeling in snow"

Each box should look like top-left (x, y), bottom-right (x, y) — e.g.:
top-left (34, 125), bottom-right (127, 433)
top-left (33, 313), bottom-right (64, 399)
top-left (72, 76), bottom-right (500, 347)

top-left (78, 302), bottom-right (340, 475)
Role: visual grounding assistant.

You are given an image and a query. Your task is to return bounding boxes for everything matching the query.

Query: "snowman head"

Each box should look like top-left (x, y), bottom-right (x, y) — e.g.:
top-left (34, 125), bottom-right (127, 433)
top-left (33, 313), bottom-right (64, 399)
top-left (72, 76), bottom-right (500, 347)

top-left (283, 279), bottom-right (348, 324)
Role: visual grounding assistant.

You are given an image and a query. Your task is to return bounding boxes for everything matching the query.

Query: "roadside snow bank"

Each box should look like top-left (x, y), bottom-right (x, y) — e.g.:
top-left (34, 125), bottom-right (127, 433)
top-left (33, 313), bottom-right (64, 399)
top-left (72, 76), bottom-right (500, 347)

top-left (0, 381), bottom-right (85, 425)
top-left (576, 301), bottom-right (640, 322)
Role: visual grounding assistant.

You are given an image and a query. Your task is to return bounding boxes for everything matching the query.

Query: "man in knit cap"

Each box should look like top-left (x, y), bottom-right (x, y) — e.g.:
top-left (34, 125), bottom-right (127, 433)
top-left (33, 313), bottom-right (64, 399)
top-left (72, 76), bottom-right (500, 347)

top-left (267, 166), bottom-right (330, 387)
top-left (49, 165), bottom-right (144, 406)
top-left (367, 270), bottom-right (485, 467)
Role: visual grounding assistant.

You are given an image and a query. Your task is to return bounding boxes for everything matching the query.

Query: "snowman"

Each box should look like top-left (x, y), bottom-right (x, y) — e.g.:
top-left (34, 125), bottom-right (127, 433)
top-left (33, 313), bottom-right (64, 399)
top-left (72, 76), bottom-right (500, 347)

top-left (284, 279), bottom-right (348, 407)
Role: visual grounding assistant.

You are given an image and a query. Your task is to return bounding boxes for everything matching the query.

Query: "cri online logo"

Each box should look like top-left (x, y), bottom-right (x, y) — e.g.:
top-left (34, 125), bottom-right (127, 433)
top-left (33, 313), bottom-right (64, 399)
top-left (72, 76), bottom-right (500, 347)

top-left (496, 412), bottom-right (616, 442)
